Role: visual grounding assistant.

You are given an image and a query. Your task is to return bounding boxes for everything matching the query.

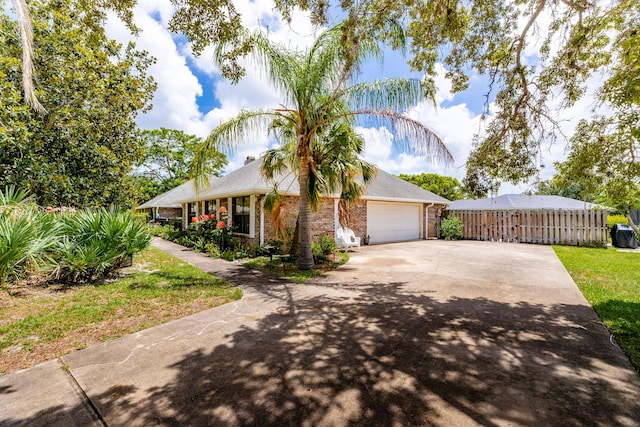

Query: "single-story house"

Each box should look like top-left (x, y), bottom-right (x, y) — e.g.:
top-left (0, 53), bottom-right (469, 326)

top-left (177, 157), bottom-right (450, 245)
top-left (447, 194), bottom-right (600, 211)
top-left (136, 176), bottom-right (218, 221)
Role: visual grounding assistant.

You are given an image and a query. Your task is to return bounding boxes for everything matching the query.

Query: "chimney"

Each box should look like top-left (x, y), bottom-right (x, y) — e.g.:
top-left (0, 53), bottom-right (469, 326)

top-left (244, 156), bottom-right (256, 165)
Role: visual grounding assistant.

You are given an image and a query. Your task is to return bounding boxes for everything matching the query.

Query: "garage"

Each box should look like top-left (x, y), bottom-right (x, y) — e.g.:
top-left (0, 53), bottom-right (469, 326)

top-left (367, 201), bottom-right (421, 243)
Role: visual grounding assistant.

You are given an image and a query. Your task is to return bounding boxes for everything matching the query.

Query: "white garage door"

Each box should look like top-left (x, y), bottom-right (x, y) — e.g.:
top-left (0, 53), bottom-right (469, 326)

top-left (367, 202), bottom-right (421, 243)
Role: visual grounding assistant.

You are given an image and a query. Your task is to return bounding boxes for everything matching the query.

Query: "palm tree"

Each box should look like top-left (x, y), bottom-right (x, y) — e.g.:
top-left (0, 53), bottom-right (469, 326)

top-left (192, 22), bottom-right (453, 269)
top-left (261, 118), bottom-right (376, 256)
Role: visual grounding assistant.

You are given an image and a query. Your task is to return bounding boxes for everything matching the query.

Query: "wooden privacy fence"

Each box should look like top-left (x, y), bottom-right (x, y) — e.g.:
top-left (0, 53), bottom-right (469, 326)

top-left (446, 209), bottom-right (608, 246)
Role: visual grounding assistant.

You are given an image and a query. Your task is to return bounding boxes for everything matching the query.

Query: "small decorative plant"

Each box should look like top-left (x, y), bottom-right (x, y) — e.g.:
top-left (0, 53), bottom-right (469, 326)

top-left (363, 235), bottom-right (371, 245)
top-left (441, 217), bottom-right (464, 240)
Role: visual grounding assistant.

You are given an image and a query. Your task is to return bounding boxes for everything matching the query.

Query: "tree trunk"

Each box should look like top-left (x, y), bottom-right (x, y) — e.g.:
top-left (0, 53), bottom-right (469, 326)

top-left (289, 217), bottom-right (299, 258)
top-left (626, 213), bottom-right (639, 234)
top-left (297, 159), bottom-right (314, 270)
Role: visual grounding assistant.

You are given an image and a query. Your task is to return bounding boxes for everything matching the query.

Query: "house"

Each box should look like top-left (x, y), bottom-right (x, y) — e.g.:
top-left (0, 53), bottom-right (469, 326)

top-left (177, 156), bottom-right (450, 245)
top-left (136, 176), bottom-right (217, 222)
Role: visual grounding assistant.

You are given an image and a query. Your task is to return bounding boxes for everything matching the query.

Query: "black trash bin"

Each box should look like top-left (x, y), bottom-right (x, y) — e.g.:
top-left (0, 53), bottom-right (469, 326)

top-left (610, 224), bottom-right (638, 249)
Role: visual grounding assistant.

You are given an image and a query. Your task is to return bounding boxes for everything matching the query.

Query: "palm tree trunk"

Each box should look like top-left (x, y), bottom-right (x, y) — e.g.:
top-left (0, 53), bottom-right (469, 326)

top-left (297, 159), bottom-right (315, 269)
top-left (289, 217), bottom-right (299, 258)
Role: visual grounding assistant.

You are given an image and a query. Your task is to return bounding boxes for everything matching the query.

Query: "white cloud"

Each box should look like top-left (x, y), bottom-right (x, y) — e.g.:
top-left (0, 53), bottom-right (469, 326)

top-left (105, 3), bottom-right (204, 134)
top-left (104, 1), bottom-right (603, 197)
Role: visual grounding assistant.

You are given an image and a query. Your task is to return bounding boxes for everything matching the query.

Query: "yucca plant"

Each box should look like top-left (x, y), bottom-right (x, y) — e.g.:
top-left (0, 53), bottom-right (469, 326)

top-left (0, 189), bottom-right (60, 286)
top-left (0, 185), bottom-right (33, 208)
top-left (53, 209), bottom-right (150, 283)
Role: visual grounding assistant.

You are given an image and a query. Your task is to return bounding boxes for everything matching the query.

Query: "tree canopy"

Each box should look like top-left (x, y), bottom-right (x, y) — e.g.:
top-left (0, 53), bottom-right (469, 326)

top-left (131, 128), bottom-right (227, 204)
top-left (170, 0), bottom-right (638, 203)
top-left (11, 0), bottom-right (637, 214)
top-left (0, 0), bottom-right (155, 207)
top-left (192, 23), bottom-right (451, 269)
top-left (398, 173), bottom-right (464, 201)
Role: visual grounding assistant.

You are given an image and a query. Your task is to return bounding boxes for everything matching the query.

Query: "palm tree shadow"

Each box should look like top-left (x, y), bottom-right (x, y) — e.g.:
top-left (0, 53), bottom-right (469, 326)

top-left (89, 280), bottom-right (640, 426)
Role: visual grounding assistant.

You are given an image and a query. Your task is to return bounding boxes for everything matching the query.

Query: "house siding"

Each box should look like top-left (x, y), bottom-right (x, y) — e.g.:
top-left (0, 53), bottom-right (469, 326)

top-left (426, 204), bottom-right (444, 238)
top-left (158, 207), bottom-right (181, 219)
top-left (239, 196), bottom-right (369, 246)
top-left (211, 194), bottom-right (445, 247)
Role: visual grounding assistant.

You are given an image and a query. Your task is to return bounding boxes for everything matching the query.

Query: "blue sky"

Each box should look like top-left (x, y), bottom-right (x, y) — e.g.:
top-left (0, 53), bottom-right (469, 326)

top-left (104, 0), bottom-right (597, 195)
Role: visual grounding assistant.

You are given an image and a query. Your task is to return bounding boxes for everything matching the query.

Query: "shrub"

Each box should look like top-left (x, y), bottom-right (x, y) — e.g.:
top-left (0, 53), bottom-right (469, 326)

top-left (191, 236), bottom-right (207, 253)
top-left (608, 214), bottom-right (629, 232)
top-left (205, 243), bottom-right (221, 258)
top-left (220, 249), bottom-right (236, 261)
top-left (317, 234), bottom-right (337, 255)
top-left (0, 207), bottom-right (59, 285)
top-left (148, 224), bottom-right (176, 239)
top-left (0, 187), bottom-right (150, 286)
top-left (247, 243), bottom-right (264, 258)
top-left (53, 209), bottom-right (150, 283)
top-left (312, 242), bottom-right (327, 263)
top-left (441, 216), bottom-right (464, 240)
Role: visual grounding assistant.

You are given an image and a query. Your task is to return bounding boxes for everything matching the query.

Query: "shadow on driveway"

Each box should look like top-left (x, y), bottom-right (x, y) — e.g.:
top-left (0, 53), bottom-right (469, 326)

top-left (3, 240), bottom-right (639, 426)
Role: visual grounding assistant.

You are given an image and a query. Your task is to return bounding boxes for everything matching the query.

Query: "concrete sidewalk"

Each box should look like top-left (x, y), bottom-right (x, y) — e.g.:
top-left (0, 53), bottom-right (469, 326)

top-left (1, 239), bottom-right (640, 426)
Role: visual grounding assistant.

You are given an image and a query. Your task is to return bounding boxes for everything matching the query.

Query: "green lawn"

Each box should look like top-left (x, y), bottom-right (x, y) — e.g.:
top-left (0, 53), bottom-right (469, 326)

top-left (0, 246), bottom-right (242, 375)
top-left (554, 245), bottom-right (640, 370)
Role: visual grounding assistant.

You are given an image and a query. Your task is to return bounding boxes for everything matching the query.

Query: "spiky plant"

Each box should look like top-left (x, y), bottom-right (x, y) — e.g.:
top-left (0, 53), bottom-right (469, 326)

top-left (53, 209), bottom-right (150, 283)
top-left (0, 187), bottom-right (59, 285)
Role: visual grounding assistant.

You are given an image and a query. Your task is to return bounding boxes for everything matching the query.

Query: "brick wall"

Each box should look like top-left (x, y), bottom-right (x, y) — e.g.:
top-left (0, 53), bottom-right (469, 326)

top-left (344, 200), bottom-right (367, 239)
top-left (158, 207), bottom-right (182, 219)
top-left (231, 195), bottom-right (445, 246)
top-left (262, 196), bottom-right (299, 243)
top-left (425, 204), bottom-right (445, 238)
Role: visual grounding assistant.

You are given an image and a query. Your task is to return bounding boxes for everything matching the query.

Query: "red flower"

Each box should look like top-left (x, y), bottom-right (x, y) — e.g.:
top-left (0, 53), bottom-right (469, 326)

top-left (218, 206), bottom-right (227, 214)
top-left (191, 217), bottom-right (197, 223)
top-left (216, 221), bottom-right (225, 229)
top-left (202, 214), bottom-right (210, 221)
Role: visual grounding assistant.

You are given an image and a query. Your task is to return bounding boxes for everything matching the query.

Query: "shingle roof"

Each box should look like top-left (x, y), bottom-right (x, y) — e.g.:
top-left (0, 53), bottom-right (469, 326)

top-left (177, 159), bottom-right (450, 204)
top-left (136, 176), bottom-right (217, 209)
top-left (447, 194), bottom-right (600, 210)
top-left (363, 168), bottom-right (450, 204)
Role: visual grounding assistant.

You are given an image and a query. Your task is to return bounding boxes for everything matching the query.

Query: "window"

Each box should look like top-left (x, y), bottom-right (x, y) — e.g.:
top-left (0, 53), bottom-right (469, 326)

top-left (233, 196), bottom-right (250, 234)
top-left (187, 203), bottom-right (196, 223)
top-left (204, 200), bottom-right (215, 216)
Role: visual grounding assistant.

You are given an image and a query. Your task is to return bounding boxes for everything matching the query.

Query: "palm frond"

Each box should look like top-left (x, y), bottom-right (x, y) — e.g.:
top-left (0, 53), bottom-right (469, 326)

top-left (214, 29), bottom-right (300, 106)
top-left (345, 78), bottom-right (430, 112)
top-left (191, 109), bottom-right (276, 189)
top-left (262, 188), bottom-right (287, 239)
top-left (355, 109), bottom-right (453, 164)
top-left (13, 0), bottom-right (46, 114)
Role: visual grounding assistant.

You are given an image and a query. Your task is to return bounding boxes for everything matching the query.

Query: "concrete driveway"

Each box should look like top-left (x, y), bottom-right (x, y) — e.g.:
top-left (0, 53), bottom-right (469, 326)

top-left (2, 239), bottom-right (640, 426)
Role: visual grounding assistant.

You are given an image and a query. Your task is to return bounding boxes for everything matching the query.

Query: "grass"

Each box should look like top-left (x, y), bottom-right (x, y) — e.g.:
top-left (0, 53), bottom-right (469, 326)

top-left (244, 252), bottom-right (349, 283)
top-left (554, 245), bottom-right (640, 371)
top-left (0, 246), bottom-right (242, 375)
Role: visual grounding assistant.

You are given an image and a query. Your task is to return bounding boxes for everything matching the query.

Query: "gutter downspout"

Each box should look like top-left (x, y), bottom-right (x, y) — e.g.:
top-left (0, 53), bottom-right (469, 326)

top-left (425, 202), bottom-right (434, 239)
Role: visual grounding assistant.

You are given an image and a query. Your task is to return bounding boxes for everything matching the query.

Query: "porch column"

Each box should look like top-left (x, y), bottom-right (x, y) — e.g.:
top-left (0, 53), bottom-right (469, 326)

top-left (259, 198), bottom-right (265, 245)
top-left (249, 195), bottom-right (256, 238)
